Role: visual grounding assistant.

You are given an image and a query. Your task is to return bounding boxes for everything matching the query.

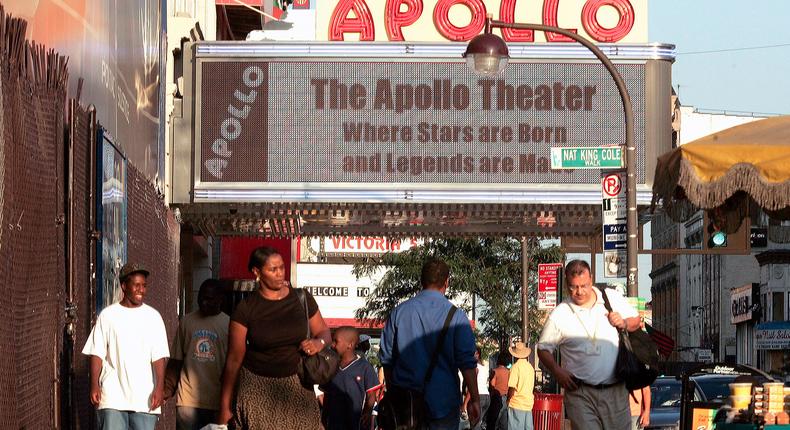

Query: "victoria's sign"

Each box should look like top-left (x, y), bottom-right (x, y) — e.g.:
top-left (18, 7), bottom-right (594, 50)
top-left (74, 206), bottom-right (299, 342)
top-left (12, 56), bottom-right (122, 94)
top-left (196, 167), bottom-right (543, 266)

top-left (307, 237), bottom-right (423, 256)
top-left (198, 59), bottom-right (647, 185)
top-left (318, 0), bottom-right (647, 43)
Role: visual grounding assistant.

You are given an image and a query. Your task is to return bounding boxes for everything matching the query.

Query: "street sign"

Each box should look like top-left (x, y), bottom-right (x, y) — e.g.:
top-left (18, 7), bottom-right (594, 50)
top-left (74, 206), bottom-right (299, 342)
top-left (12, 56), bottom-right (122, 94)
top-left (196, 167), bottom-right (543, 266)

top-left (550, 146), bottom-right (623, 169)
top-left (750, 227), bottom-right (768, 248)
top-left (602, 171), bottom-right (627, 278)
top-left (696, 349), bottom-right (714, 363)
top-left (538, 263), bottom-right (563, 310)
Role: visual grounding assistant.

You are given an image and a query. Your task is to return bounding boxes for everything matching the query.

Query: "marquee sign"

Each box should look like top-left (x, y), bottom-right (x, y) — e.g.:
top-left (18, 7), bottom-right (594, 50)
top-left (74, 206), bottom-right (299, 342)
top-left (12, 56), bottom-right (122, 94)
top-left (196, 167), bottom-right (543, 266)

top-left (322, 0), bottom-right (646, 43)
top-left (271, 0), bottom-right (648, 43)
top-left (173, 42), bottom-right (674, 205)
top-left (197, 59), bottom-right (646, 185)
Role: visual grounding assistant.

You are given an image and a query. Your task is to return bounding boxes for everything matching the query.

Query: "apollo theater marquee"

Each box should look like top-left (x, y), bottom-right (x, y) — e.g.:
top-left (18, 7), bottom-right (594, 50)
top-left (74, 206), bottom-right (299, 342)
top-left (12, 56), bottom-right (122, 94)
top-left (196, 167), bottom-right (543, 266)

top-left (170, 0), bottom-right (675, 238)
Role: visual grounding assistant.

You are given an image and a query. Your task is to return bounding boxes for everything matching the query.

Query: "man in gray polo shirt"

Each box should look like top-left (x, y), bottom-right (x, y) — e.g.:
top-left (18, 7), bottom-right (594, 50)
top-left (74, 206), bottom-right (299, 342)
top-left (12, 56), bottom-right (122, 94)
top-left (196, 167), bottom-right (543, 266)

top-left (536, 260), bottom-right (640, 430)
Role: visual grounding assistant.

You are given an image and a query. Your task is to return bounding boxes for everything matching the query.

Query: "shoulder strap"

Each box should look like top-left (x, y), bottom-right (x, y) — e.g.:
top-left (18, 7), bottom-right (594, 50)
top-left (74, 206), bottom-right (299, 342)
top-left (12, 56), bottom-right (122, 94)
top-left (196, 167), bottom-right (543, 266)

top-left (423, 306), bottom-right (457, 389)
top-left (295, 288), bottom-right (311, 340)
top-left (597, 285), bottom-right (613, 312)
top-left (598, 286), bottom-right (632, 349)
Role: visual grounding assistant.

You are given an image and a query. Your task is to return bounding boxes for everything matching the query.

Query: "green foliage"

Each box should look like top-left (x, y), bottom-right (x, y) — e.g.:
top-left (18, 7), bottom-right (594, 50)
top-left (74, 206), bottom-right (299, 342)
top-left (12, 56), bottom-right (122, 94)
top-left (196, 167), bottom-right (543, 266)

top-left (353, 237), bottom-right (565, 350)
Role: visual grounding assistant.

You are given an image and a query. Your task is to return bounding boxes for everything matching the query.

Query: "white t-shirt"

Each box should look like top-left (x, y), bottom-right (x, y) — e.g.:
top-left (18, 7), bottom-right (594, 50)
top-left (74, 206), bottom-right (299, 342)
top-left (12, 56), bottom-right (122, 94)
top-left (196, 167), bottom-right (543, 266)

top-left (82, 303), bottom-right (170, 413)
top-left (537, 287), bottom-right (637, 385)
top-left (476, 363), bottom-right (489, 394)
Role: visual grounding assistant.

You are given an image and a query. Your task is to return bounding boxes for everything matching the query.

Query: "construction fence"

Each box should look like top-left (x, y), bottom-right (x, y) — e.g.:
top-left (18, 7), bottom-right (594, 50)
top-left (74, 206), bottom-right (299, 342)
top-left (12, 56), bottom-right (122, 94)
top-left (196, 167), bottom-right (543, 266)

top-left (1, 5), bottom-right (180, 429)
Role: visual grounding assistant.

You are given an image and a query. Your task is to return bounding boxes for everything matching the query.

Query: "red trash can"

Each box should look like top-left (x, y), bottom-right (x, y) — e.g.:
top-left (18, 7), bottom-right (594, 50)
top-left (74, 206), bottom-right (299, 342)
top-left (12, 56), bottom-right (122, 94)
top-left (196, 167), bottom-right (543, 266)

top-left (532, 392), bottom-right (564, 430)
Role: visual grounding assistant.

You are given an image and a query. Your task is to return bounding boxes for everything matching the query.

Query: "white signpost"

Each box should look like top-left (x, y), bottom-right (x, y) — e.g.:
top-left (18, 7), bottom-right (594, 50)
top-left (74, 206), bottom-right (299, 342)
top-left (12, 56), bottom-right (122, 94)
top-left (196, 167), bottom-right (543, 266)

top-left (602, 171), bottom-right (627, 278)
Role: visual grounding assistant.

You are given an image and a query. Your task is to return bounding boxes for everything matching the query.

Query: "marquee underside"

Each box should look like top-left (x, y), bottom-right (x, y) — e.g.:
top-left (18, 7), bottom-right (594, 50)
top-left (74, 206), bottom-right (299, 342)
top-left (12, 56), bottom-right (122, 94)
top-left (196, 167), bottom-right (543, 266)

top-left (176, 201), bottom-right (653, 238)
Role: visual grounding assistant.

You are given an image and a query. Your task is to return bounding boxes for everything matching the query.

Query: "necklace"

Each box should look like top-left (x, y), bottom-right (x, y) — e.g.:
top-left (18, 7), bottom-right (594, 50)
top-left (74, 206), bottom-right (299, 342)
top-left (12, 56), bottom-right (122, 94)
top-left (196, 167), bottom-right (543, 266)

top-left (573, 307), bottom-right (600, 345)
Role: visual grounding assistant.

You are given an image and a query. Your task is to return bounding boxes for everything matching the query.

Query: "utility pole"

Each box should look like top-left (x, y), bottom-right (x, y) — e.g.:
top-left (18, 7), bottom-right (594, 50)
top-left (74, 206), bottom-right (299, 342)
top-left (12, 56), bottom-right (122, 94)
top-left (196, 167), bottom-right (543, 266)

top-left (521, 237), bottom-right (529, 343)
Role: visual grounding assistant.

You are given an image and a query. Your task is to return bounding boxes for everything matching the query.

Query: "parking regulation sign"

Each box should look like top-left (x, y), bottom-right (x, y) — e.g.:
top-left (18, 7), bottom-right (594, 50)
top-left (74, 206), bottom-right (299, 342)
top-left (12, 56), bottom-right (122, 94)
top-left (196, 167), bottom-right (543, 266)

top-left (538, 263), bottom-right (564, 310)
top-left (602, 171), bottom-right (627, 278)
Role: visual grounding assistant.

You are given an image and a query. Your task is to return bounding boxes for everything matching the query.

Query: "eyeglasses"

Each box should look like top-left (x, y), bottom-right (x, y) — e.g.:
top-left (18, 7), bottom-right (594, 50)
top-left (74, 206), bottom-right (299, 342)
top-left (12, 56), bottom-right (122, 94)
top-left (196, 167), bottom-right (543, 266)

top-left (567, 284), bottom-right (591, 292)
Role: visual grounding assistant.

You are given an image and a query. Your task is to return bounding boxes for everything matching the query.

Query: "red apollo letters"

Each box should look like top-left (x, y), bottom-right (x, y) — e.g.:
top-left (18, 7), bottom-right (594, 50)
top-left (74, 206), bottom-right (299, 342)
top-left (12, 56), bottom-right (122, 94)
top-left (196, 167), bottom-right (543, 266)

top-left (329, 0), bottom-right (636, 43)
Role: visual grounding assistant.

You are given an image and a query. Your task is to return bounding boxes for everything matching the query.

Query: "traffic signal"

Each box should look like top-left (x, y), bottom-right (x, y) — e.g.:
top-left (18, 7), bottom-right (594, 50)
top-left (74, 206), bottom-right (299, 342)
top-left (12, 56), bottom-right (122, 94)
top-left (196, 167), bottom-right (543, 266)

top-left (702, 211), bottom-right (749, 253)
top-left (707, 222), bottom-right (727, 248)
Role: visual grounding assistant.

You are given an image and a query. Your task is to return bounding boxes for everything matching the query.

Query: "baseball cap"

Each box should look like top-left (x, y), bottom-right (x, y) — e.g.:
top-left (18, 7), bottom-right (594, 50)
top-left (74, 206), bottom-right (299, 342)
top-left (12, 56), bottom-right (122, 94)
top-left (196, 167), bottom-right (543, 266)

top-left (119, 263), bottom-right (149, 281)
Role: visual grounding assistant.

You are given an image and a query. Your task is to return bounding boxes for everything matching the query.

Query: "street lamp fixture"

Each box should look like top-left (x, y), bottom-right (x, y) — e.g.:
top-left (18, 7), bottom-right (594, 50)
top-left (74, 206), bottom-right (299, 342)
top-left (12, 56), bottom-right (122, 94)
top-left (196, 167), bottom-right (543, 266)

top-left (464, 15), bottom-right (640, 337)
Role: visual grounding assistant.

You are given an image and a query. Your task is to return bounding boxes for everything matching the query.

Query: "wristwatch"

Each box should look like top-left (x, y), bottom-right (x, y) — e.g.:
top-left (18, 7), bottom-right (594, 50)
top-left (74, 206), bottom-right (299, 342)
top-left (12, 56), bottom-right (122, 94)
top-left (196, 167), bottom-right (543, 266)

top-left (319, 338), bottom-right (326, 346)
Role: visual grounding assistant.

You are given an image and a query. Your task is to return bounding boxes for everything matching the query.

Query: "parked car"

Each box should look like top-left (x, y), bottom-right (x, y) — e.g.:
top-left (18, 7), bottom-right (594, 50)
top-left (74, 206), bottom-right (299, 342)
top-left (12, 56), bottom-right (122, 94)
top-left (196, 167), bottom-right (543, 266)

top-left (646, 376), bottom-right (693, 430)
top-left (645, 373), bottom-right (773, 430)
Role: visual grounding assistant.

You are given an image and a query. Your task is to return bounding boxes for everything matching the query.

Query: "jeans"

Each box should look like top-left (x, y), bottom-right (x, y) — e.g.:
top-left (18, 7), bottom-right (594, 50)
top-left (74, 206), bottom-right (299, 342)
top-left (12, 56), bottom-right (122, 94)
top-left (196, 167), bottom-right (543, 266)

top-left (472, 394), bottom-right (490, 430)
top-left (507, 409), bottom-right (533, 430)
top-left (96, 409), bottom-right (158, 430)
top-left (424, 410), bottom-right (461, 430)
top-left (496, 395), bottom-right (508, 430)
top-left (177, 406), bottom-right (216, 430)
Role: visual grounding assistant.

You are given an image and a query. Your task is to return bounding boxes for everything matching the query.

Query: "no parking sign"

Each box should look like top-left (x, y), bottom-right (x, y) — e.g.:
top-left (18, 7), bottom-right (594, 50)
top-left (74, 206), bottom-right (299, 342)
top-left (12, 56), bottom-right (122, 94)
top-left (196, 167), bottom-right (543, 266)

top-left (602, 171), bottom-right (627, 278)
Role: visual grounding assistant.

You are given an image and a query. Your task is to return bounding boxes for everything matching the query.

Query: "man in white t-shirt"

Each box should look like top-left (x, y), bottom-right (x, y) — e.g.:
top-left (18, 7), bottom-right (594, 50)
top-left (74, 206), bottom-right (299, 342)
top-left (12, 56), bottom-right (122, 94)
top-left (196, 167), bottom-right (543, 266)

top-left (82, 263), bottom-right (170, 430)
top-left (536, 260), bottom-right (640, 430)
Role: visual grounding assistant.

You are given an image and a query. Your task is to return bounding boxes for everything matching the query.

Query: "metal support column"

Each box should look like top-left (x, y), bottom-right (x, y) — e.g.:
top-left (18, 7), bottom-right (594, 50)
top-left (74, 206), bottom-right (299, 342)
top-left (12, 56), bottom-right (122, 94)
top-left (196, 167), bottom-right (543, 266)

top-left (521, 237), bottom-right (529, 343)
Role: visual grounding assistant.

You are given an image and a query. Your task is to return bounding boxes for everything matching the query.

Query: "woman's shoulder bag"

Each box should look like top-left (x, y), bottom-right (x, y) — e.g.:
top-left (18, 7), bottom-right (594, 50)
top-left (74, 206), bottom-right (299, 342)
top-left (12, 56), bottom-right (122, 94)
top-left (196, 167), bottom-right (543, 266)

top-left (295, 288), bottom-right (340, 386)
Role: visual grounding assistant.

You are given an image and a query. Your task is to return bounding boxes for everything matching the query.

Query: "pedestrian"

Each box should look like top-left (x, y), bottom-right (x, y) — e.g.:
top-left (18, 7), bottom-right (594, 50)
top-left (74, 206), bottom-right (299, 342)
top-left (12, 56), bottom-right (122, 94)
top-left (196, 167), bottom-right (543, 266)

top-left (217, 246), bottom-right (332, 429)
top-left (629, 386), bottom-right (651, 429)
top-left (82, 263), bottom-right (170, 430)
top-left (506, 342), bottom-right (535, 430)
top-left (489, 352), bottom-right (511, 430)
top-left (164, 278), bottom-right (229, 430)
top-left (466, 348), bottom-right (491, 430)
top-left (536, 260), bottom-right (641, 430)
top-left (378, 257), bottom-right (480, 429)
top-left (356, 333), bottom-right (372, 358)
top-left (320, 326), bottom-right (378, 430)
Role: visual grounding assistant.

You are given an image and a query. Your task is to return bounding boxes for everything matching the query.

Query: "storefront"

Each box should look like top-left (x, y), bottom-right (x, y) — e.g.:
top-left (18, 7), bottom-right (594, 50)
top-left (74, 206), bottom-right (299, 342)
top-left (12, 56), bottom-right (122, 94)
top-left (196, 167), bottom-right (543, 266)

top-left (732, 283), bottom-right (760, 366)
top-left (755, 321), bottom-right (790, 381)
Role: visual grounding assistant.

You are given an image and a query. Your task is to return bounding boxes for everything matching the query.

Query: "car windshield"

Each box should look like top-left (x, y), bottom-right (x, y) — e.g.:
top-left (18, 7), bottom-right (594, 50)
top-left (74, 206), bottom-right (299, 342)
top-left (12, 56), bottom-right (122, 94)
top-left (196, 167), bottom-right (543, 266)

top-left (694, 377), bottom-right (731, 402)
top-left (693, 375), bottom-right (771, 403)
top-left (651, 380), bottom-right (682, 408)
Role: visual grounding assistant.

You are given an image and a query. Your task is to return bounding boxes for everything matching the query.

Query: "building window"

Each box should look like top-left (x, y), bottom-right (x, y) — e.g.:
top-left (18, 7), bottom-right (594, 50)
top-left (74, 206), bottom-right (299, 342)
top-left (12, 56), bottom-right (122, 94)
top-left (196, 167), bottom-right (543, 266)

top-left (773, 292), bottom-right (784, 321)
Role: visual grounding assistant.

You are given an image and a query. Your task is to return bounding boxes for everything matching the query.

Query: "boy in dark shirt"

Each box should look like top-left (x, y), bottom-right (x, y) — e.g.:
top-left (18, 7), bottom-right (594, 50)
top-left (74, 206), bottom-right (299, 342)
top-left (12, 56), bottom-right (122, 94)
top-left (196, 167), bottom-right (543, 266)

top-left (320, 326), bottom-right (378, 430)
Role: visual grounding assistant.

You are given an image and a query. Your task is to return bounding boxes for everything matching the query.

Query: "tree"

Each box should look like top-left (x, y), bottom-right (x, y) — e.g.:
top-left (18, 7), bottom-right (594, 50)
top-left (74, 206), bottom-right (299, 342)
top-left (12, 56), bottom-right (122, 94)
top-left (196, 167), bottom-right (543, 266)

top-left (353, 237), bottom-right (565, 350)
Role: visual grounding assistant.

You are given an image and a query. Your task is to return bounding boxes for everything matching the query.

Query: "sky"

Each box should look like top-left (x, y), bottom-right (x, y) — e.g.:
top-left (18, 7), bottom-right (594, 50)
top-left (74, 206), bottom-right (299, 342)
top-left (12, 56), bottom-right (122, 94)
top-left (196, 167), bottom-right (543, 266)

top-left (649, 0), bottom-right (790, 115)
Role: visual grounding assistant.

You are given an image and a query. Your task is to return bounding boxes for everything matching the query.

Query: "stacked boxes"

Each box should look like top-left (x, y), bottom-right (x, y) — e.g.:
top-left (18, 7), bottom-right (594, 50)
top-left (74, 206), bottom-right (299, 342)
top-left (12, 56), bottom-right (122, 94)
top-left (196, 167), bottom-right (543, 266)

top-left (756, 382), bottom-right (790, 425)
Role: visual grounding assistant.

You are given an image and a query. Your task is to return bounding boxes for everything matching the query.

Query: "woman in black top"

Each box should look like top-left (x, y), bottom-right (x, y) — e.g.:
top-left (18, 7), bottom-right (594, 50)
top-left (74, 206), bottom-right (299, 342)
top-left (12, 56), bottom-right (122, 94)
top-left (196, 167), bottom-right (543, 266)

top-left (218, 246), bottom-right (331, 429)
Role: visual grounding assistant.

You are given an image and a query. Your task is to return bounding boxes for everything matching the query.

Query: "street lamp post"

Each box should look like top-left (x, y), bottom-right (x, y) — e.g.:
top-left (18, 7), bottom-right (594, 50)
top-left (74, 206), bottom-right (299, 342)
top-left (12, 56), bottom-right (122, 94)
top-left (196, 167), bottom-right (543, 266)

top-left (464, 16), bottom-right (639, 302)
